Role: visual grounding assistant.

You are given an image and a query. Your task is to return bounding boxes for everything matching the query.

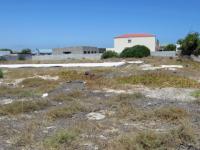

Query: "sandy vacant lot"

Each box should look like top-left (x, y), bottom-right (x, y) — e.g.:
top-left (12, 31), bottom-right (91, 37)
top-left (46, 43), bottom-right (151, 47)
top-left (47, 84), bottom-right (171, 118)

top-left (0, 57), bottom-right (200, 150)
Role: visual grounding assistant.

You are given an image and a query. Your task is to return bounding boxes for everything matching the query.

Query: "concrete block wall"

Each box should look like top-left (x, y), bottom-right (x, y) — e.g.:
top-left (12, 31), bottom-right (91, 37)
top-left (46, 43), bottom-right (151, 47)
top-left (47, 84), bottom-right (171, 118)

top-left (32, 54), bottom-right (102, 61)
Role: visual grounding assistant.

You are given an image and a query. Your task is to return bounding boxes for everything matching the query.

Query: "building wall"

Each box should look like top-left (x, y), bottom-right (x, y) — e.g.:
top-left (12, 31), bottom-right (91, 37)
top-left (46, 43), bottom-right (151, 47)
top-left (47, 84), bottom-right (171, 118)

top-left (32, 54), bottom-right (102, 61)
top-left (151, 51), bottom-right (177, 57)
top-left (114, 37), bottom-right (156, 53)
top-left (0, 51), bottom-right (11, 56)
top-left (52, 46), bottom-right (99, 55)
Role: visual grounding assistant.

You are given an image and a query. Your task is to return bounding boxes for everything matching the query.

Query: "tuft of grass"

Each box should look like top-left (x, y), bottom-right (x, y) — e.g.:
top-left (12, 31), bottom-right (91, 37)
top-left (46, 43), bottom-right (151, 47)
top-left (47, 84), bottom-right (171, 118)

top-left (117, 72), bottom-right (200, 88)
top-left (44, 129), bottom-right (78, 149)
top-left (0, 86), bottom-right (41, 98)
top-left (191, 90), bottom-right (200, 98)
top-left (0, 100), bottom-right (51, 115)
top-left (0, 69), bottom-right (3, 78)
top-left (46, 101), bottom-right (89, 120)
top-left (155, 106), bottom-right (188, 122)
top-left (59, 70), bottom-right (116, 89)
top-left (110, 131), bottom-right (171, 150)
top-left (14, 121), bottom-right (39, 147)
top-left (116, 93), bottom-right (145, 102)
top-left (50, 91), bottom-right (85, 103)
top-left (20, 78), bottom-right (58, 92)
top-left (109, 122), bottom-right (197, 150)
top-left (59, 70), bottom-right (83, 81)
top-left (170, 121), bottom-right (197, 145)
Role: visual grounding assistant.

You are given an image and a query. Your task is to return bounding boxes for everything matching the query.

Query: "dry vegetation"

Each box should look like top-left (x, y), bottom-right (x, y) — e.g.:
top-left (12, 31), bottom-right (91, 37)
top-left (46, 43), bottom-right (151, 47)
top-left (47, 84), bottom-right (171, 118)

top-left (0, 100), bottom-right (51, 115)
top-left (117, 72), bottom-right (200, 88)
top-left (46, 101), bottom-right (90, 120)
top-left (0, 57), bottom-right (200, 149)
top-left (109, 122), bottom-right (196, 150)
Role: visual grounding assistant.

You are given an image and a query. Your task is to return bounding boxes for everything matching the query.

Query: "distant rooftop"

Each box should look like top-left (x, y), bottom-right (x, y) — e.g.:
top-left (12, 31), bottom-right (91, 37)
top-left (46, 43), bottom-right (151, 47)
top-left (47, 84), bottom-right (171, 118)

top-left (115, 33), bottom-right (155, 39)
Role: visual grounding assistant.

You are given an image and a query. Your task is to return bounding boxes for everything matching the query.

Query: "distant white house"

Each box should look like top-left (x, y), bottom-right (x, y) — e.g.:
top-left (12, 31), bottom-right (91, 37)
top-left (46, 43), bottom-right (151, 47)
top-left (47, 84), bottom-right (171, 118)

top-left (113, 33), bottom-right (159, 53)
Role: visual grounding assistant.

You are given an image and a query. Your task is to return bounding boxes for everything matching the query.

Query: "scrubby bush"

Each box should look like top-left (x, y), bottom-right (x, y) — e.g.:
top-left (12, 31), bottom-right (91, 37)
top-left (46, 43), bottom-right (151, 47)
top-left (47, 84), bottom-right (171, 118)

top-left (120, 45), bottom-right (150, 58)
top-left (164, 44), bottom-right (176, 51)
top-left (101, 51), bottom-right (118, 59)
top-left (20, 49), bottom-right (32, 54)
top-left (0, 56), bottom-right (7, 61)
top-left (0, 69), bottom-right (3, 78)
top-left (178, 32), bottom-right (200, 56)
top-left (18, 55), bottom-right (26, 61)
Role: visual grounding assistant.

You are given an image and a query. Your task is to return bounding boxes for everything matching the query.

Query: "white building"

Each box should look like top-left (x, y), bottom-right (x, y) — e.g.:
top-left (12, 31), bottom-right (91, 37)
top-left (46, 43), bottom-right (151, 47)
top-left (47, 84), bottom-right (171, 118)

top-left (113, 33), bottom-right (159, 53)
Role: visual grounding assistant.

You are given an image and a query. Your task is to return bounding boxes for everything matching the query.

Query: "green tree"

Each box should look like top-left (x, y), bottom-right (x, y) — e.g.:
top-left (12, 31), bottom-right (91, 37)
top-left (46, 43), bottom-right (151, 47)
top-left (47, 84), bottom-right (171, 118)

top-left (164, 44), bottom-right (176, 51)
top-left (20, 49), bottom-right (32, 54)
top-left (178, 32), bottom-right (200, 56)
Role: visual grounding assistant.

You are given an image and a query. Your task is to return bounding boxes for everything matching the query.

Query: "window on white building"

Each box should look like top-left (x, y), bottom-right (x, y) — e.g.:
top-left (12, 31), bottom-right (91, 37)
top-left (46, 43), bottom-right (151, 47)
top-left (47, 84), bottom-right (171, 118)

top-left (128, 39), bottom-right (132, 43)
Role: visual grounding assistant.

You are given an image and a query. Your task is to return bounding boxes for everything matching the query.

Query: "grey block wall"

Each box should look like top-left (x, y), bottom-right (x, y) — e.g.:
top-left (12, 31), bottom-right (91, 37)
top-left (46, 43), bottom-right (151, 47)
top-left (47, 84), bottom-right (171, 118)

top-left (53, 46), bottom-right (99, 55)
top-left (151, 51), bottom-right (177, 57)
top-left (32, 54), bottom-right (102, 61)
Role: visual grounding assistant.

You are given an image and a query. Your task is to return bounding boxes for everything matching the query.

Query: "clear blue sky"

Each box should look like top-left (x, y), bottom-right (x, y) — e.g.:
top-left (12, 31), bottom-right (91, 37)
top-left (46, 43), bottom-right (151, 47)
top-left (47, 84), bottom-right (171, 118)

top-left (0, 0), bottom-right (200, 50)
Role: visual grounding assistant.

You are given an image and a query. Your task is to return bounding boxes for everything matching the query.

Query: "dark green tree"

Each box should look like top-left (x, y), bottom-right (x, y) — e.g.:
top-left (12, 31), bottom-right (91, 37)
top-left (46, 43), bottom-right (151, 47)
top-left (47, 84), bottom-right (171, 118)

top-left (178, 32), bottom-right (200, 56)
top-left (164, 44), bottom-right (176, 51)
top-left (120, 45), bottom-right (150, 58)
top-left (20, 49), bottom-right (32, 54)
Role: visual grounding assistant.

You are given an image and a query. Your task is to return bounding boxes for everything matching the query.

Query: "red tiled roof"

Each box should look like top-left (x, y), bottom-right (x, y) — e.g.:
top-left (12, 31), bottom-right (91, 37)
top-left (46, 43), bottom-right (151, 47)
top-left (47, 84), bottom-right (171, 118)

top-left (115, 33), bottom-right (155, 38)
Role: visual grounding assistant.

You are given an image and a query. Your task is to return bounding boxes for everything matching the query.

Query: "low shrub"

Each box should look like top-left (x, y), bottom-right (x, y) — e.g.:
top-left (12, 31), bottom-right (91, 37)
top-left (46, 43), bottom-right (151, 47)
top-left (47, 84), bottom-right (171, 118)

top-left (101, 51), bottom-right (118, 59)
top-left (0, 86), bottom-right (40, 98)
top-left (155, 106), bottom-right (188, 121)
top-left (0, 69), bottom-right (3, 78)
top-left (191, 90), bottom-right (200, 98)
top-left (0, 56), bottom-right (7, 61)
top-left (120, 45), bottom-right (150, 58)
top-left (46, 101), bottom-right (89, 120)
top-left (50, 91), bottom-right (85, 102)
top-left (117, 72), bottom-right (200, 88)
top-left (44, 129), bottom-right (78, 149)
top-left (20, 78), bottom-right (58, 92)
top-left (0, 100), bottom-right (51, 115)
top-left (110, 122), bottom-right (197, 149)
top-left (18, 55), bottom-right (26, 61)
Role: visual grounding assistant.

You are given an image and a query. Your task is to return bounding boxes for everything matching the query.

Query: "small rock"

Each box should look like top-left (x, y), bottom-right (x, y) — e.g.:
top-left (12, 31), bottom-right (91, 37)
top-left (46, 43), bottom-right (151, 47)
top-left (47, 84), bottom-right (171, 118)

top-left (0, 99), bottom-right (13, 105)
top-left (99, 135), bottom-right (107, 140)
top-left (42, 93), bottom-right (48, 98)
top-left (6, 140), bottom-right (12, 144)
top-left (147, 102), bottom-right (152, 106)
top-left (83, 142), bottom-right (99, 150)
top-left (86, 112), bottom-right (105, 120)
top-left (46, 126), bottom-right (56, 130)
top-left (43, 130), bottom-right (49, 134)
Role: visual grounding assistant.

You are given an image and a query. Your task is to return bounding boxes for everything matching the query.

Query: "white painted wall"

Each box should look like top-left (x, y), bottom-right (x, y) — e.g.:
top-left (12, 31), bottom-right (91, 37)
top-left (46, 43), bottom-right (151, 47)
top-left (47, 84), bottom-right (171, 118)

top-left (114, 37), bottom-right (156, 53)
top-left (106, 48), bottom-right (115, 51)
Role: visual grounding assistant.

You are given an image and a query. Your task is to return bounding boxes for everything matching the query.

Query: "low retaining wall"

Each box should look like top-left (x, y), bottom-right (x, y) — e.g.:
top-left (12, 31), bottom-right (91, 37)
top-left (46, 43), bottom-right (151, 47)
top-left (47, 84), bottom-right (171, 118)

top-left (151, 51), bottom-right (177, 57)
top-left (1, 54), bottom-right (32, 61)
top-left (191, 55), bottom-right (200, 62)
top-left (32, 54), bottom-right (102, 61)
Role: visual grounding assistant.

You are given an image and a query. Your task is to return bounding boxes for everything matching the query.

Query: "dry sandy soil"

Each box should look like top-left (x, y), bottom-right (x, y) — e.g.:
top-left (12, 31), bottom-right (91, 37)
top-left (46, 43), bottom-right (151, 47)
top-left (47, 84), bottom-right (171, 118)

top-left (0, 57), bottom-right (200, 150)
